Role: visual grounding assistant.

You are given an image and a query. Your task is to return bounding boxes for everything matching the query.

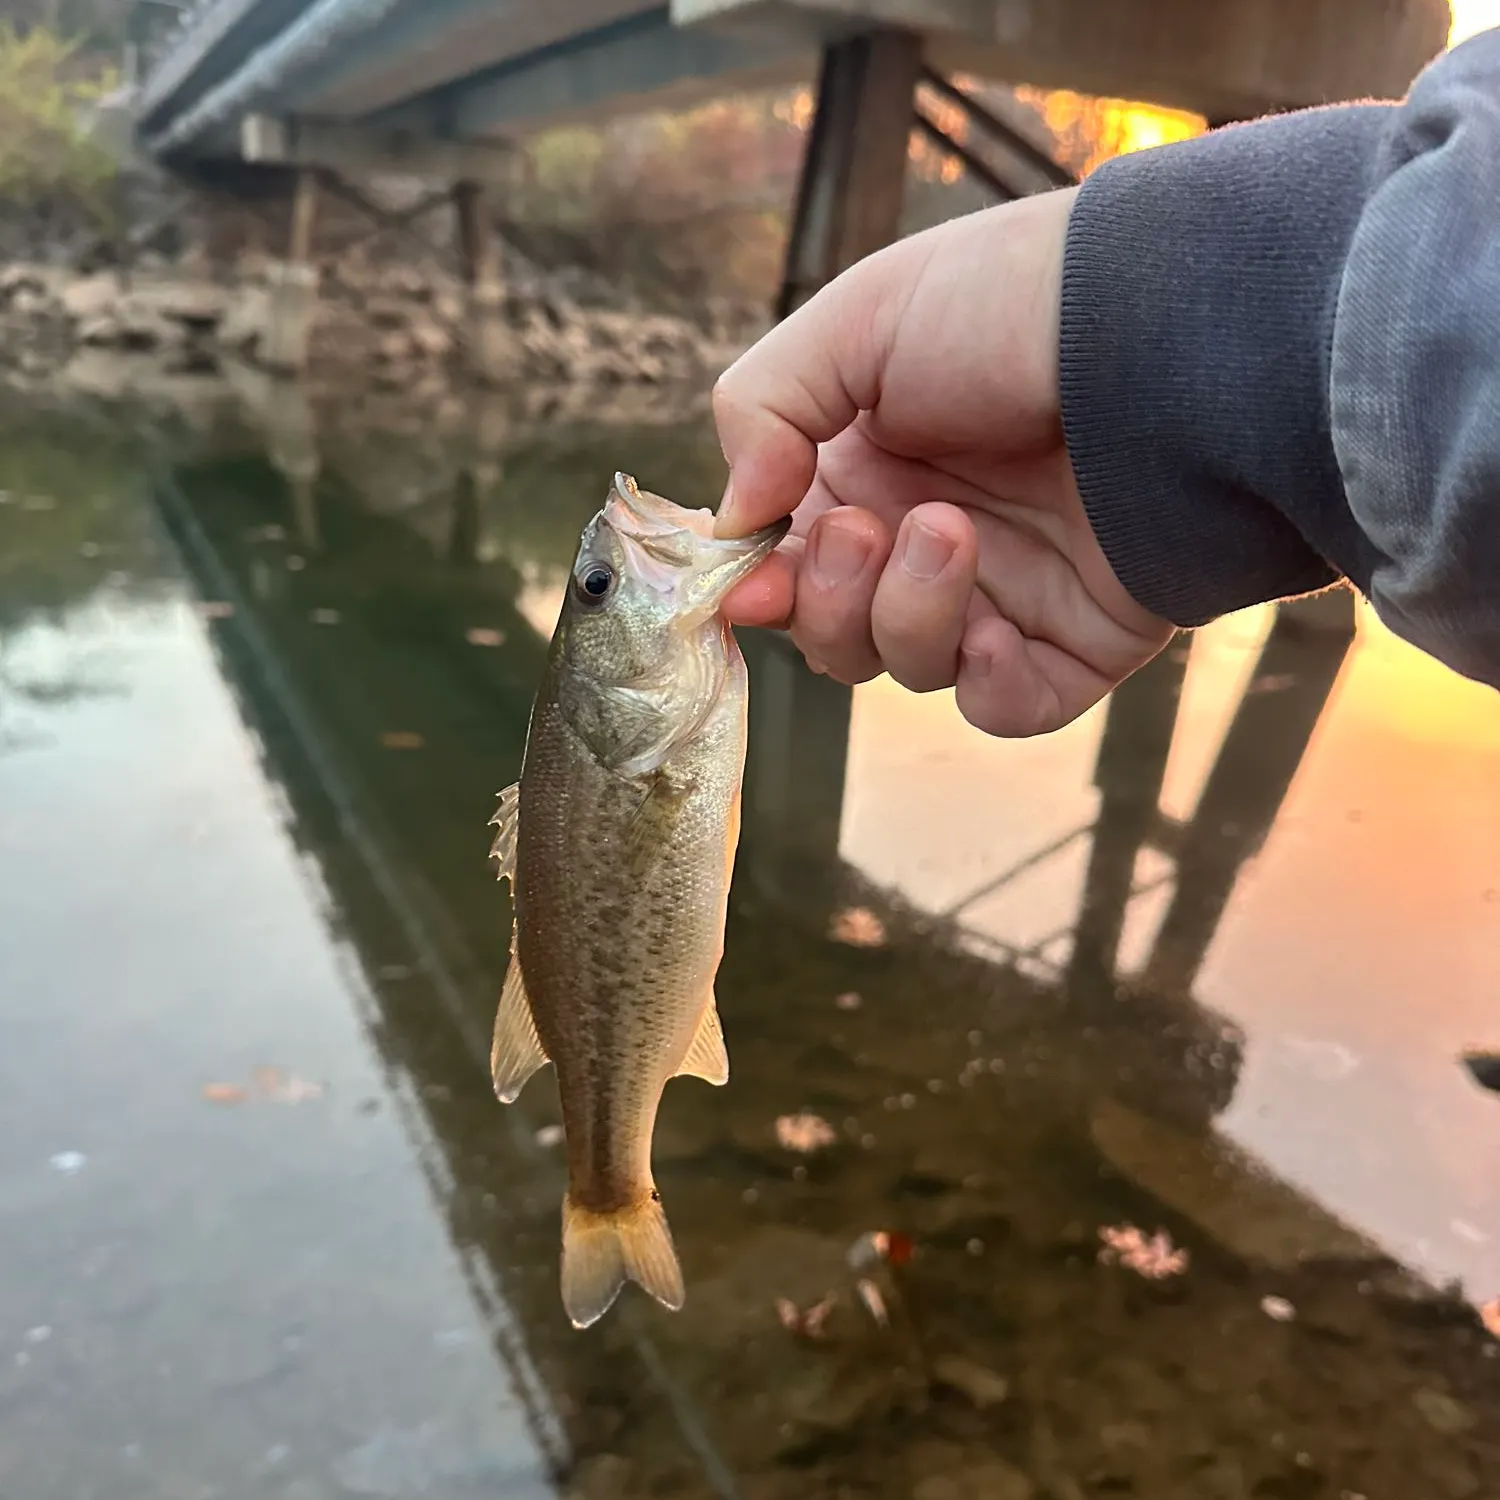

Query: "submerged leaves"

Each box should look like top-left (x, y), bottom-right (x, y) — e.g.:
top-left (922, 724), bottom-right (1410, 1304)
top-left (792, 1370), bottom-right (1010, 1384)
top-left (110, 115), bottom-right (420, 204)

top-left (776, 1112), bottom-right (837, 1153)
top-left (1097, 1224), bottom-right (1189, 1280)
top-left (830, 907), bottom-right (886, 948)
top-left (201, 1068), bottom-right (325, 1106)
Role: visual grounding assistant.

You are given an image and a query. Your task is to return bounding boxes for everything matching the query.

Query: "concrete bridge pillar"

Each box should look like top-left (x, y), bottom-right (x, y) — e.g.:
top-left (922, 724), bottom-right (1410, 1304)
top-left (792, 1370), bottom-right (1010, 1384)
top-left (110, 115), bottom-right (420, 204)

top-left (261, 167), bottom-right (321, 374)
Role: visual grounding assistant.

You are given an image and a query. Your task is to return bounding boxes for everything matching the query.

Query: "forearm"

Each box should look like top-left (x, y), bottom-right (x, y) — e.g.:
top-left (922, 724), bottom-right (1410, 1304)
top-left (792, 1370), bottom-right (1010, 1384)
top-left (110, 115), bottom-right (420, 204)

top-left (1059, 29), bottom-right (1500, 688)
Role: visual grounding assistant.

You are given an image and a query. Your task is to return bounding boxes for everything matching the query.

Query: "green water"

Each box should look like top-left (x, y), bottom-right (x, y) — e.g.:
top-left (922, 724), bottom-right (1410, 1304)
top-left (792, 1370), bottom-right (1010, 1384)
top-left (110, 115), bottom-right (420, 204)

top-left (1, 388), bottom-right (1497, 1500)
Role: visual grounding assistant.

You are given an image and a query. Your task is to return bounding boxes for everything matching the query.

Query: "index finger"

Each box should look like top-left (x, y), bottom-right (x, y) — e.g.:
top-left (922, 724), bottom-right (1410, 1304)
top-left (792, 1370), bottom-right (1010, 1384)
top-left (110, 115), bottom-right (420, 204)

top-left (710, 238), bottom-right (918, 538)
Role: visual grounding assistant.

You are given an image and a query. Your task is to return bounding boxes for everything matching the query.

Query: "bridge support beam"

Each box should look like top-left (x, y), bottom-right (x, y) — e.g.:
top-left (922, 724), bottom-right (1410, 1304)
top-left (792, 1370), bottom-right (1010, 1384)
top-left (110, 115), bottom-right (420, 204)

top-left (775, 28), bottom-right (924, 320)
top-left (452, 180), bottom-right (517, 386)
top-left (261, 168), bottom-right (320, 375)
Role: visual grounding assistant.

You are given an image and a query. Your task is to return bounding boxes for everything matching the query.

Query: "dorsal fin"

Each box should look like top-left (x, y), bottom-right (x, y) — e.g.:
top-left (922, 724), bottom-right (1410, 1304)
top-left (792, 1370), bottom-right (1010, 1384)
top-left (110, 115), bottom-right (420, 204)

top-left (488, 782), bottom-right (519, 884)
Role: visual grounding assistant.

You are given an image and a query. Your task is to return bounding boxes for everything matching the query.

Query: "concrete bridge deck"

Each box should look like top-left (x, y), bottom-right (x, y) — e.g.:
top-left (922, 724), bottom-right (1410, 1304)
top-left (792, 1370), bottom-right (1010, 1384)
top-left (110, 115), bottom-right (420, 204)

top-left (136, 0), bottom-right (1448, 164)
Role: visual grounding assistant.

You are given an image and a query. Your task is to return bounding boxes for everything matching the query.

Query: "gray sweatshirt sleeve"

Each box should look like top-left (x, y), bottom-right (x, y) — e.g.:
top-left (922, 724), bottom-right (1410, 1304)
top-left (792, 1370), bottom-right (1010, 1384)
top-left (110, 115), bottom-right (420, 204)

top-left (1059, 29), bottom-right (1500, 689)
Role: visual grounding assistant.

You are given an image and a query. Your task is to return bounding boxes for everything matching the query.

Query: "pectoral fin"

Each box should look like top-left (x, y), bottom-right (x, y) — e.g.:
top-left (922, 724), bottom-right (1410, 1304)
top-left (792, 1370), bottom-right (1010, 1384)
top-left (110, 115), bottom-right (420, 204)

top-left (491, 931), bottom-right (549, 1103)
top-left (488, 783), bottom-right (519, 884)
top-left (675, 997), bottom-right (729, 1086)
top-left (624, 767), bottom-right (693, 873)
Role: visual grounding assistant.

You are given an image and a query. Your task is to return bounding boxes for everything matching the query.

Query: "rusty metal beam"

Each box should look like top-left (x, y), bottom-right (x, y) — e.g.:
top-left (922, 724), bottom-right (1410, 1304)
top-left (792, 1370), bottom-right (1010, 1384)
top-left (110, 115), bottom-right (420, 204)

top-left (774, 28), bottom-right (924, 321)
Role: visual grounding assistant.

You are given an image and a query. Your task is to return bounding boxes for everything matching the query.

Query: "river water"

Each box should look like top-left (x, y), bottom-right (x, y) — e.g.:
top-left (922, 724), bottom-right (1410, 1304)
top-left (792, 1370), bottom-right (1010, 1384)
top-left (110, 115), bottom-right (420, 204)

top-left (0, 383), bottom-right (1497, 1499)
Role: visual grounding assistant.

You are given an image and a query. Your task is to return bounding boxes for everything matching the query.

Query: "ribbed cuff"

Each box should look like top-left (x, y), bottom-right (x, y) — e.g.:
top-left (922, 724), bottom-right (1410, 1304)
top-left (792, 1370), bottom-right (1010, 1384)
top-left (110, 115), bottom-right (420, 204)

top-left (1058, 104), bottom-right (1393, 626)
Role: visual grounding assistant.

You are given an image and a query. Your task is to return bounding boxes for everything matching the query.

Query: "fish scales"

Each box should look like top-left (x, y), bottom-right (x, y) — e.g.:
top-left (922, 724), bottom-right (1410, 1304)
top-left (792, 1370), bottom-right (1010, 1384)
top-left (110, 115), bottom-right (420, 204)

top-left (516, 657), bottom-right (743, 1208)
top-left (487, 472), bottom-right (785, 1329)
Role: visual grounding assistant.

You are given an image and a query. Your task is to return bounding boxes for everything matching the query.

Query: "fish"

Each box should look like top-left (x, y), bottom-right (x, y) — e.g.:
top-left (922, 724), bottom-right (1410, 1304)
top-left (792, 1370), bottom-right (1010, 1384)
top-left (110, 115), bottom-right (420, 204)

top-left (487, 471), bottom-right (788, 1329)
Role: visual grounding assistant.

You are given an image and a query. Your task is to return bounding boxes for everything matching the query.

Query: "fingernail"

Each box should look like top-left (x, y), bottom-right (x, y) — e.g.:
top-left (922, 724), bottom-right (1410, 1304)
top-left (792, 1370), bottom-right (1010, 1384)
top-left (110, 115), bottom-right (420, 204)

top-left (901, 520), bottom-right (956, 581)
top-left (962, 642), bottom-right (993, 679)
top-left (712, 477), bottom-right (739, 539)
top-left (810, 520), bottom-right (869, 588)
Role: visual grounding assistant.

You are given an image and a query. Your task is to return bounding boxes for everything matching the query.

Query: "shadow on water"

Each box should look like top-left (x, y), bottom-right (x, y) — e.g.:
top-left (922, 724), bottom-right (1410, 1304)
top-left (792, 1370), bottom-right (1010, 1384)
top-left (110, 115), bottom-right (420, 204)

top-left (2, 385), bottom-right (1498, 1499)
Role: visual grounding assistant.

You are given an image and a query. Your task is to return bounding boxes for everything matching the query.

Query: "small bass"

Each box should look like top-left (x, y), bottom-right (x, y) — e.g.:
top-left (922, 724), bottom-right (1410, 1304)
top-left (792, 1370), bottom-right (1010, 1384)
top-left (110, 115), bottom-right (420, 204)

top-left (488, 472), bottom-right (787, 1328)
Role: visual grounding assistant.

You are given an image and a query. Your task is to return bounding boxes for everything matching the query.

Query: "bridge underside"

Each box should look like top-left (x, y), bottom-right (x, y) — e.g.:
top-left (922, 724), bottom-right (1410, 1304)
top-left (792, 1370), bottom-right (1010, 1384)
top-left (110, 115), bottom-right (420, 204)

top-left (130, 0), bottom-right (1450, 378)
top-left (138, 0), bottom-right (1449, 165)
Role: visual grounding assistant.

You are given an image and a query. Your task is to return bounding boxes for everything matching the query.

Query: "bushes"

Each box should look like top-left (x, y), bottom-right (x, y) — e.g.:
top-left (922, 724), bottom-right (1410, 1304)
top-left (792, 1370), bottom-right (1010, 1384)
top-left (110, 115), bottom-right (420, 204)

top-left (0, 22), bottom-right (119, 230)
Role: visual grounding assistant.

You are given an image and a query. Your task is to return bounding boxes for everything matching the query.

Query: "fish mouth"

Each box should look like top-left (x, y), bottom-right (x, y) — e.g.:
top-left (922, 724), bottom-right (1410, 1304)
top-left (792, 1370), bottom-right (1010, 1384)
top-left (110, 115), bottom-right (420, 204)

top-left (607, 472), bottom-right (790, 608)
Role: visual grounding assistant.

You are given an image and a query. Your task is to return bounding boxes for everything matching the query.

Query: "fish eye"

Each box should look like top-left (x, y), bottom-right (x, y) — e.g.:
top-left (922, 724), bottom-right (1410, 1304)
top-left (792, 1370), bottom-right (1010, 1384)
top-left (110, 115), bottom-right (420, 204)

top-left (575, 564), bottom-right (615, 604)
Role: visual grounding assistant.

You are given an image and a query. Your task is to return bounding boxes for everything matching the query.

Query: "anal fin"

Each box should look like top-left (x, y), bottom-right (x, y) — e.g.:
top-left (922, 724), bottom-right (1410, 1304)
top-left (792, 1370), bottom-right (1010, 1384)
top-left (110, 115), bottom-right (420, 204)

top-left (675, 998), bottom-right (729, 1086)
top-left (491, 928), bottom-right (549, 1103)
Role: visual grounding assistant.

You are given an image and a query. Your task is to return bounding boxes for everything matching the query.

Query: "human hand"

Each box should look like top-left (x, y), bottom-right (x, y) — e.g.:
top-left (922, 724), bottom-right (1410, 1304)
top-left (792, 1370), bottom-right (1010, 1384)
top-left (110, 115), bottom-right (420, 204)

top-left (712, 189), bottom-right (1172, 737)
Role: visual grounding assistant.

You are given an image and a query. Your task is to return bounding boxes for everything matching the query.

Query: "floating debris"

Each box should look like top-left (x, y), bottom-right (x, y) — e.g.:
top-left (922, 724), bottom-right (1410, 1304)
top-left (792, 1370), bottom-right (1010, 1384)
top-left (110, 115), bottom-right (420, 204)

top-left (310, 608), bottom-right (341, 626)
top-left (248, 524), bottom-right (288, 542)
top-left (49, 1151), bottom-right (86, 1175)
top-left (195, 601), bottom-right (235, 621)
top-left (830, 906), bottom-right (886, 947)
top-left (380, 731), bottom-right (425, 750)
top-left (21, 493), bottom-right (56, 511)
top-left (535, 1124), bottom-right (565, 1148)
top-left (834, 991), bottom-right (862, 1011)
top-left (466, 627), bottom-right (506, 648)
top-left (23, 1326), bottom-right (51, 1345)
top-left (1260, 1294), bottom-right (1297, 1322)
top-left (775, 1112), bottom-right (837, 1153)
top-left (202, 1083), bottom-right (249, 1105)
top-left (1097, 1224), bottom-right (1190, 1280)
top-left (776, 1294), bottom-right (834, 1340)
top-left (285, 555), bottom-right (307, 572)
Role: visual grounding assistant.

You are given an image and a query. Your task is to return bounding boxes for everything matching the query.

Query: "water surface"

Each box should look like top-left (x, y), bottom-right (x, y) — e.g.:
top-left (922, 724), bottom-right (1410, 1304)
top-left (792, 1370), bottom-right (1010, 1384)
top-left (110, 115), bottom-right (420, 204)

top-left (1, 389), bottom-right (1497, 1500)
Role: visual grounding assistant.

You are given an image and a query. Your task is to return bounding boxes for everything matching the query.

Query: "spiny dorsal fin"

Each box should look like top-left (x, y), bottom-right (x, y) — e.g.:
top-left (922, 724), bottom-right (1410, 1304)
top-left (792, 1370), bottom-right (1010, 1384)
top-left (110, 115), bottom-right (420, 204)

top-left (491, 929), bottom-right (549, 1103)
top-left (488, 782), bottom-right (519, 884)
top-left (675, 998), bottom-right (729, 1086)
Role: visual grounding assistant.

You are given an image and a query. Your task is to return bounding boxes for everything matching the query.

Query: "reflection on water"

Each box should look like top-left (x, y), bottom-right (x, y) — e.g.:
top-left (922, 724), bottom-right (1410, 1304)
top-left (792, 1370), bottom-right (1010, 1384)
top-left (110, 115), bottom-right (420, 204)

top-left (1, 388), bottom-right (1498, 1500)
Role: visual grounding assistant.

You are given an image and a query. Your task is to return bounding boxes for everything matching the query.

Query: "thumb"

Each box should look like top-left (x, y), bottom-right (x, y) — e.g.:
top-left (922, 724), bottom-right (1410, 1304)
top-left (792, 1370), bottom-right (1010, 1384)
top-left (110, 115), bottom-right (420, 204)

top-left (711, 234), bottom-right (929, 539)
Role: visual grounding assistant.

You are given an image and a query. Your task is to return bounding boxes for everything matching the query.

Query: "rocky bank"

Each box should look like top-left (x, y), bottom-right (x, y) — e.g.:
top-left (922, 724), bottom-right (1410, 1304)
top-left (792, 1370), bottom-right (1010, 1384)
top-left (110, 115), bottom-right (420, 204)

top-left (0, 247), bottom-right (764, 401)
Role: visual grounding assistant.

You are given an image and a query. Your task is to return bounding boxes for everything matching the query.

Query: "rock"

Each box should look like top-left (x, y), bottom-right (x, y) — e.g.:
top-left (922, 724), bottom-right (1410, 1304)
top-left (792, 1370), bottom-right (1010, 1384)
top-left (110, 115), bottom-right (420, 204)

top-left (216, 286), bottom-right (268, 352)
top-left (366, 298), bottom-right (411, 331)
top-left (1413, 1385), bottom-right (1474, 1434)
top-left (77, 315), bottom-right (134, 349)
top-left (432, 290), bottom-right (465, 326)
top-left (61, 273), bottom-right (123, 321)
top-left (909, 1446), bottom-right (1033, 1500)
top-left (408, 317), bottom-right (452, 360)
top-left (374, 330), bottom-right (414, 364)
top-left (565, 1454), bottom-right (633, 1500)
top-left (10, 286), bottom-right (53, 317)
top-left (128, 281), bottom-right (228, 330)
top-left (931, 1353), bottom-right (1010, 1409)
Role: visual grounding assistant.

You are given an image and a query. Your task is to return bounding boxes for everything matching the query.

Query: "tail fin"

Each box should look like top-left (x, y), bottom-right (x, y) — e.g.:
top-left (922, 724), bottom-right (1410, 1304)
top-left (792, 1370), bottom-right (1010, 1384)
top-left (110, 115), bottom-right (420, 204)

top-left (560, 1192), bottom-right (685, 1329)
